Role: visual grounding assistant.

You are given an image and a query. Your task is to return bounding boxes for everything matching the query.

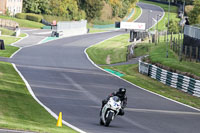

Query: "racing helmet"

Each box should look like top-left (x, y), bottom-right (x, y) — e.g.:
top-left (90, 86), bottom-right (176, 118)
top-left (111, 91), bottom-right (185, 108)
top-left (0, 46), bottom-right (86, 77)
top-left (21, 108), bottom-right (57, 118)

top-left (117, 88), bottom-right (126, 97)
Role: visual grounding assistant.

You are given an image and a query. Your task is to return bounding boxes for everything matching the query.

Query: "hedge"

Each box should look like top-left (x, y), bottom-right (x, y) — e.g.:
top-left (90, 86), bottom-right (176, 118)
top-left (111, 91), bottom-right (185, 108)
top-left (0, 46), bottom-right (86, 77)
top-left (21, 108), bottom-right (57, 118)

top-left (15, 13), bottom-right (27, 19)
top-left (26, 14), bottom-right (43, 22)
top-left (15, 13), bottom-right (43, 22)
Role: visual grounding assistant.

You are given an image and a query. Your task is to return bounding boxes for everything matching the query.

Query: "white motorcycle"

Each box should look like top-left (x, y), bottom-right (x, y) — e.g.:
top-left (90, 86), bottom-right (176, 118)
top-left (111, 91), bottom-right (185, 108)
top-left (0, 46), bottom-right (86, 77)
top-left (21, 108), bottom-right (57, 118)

top-left (100, 96), bottom-right (122, 127)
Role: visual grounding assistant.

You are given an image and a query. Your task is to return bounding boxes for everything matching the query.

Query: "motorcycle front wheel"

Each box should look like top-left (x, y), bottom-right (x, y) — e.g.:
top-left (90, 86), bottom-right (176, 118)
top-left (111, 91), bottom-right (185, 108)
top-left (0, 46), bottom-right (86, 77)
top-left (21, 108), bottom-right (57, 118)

top-left (105, 112), bottom-right (114, 127)
top-left (100, 118), bottom-right (104, 125)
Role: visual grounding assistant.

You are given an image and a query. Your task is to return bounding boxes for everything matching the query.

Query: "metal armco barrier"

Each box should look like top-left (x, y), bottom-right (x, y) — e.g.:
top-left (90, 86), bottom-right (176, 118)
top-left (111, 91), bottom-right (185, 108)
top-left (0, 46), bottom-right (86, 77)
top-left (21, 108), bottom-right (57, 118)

top-left (0, 39), bottom-right (5, 50)
top-left (139, 59), bottom-right (200, 97)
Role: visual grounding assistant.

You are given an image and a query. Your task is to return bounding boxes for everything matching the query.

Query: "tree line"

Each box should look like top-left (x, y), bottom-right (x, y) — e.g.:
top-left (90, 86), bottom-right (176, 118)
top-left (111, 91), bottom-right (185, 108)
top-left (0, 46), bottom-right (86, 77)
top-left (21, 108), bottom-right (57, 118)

top-left (23, 0), bottom-right (137, 21)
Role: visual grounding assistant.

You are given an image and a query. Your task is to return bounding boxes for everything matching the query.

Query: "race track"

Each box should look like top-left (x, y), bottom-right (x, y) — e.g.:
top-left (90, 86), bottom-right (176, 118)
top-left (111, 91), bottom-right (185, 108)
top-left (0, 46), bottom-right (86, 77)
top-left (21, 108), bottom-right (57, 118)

top-left (11, 2), bottom-right (200, 133)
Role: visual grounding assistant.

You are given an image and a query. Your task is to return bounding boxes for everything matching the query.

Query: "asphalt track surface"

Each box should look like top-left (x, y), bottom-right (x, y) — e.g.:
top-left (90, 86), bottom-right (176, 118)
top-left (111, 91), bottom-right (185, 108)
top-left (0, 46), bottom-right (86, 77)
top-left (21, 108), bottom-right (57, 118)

top-left (5, 2), bottom-right (200, 133)
top-left (136, 2), bottom-right (165, 29)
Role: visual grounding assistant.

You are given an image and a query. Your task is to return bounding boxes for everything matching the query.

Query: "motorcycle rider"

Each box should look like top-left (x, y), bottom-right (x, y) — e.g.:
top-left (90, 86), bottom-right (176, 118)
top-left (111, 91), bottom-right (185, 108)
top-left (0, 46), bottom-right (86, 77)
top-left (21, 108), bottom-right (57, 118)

top-left (101, 88), bottom-right (127, 116)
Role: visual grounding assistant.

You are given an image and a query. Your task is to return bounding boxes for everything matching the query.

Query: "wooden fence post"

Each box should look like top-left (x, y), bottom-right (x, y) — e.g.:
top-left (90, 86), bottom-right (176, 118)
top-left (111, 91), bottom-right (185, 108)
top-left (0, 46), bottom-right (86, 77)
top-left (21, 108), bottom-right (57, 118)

top-left (185, 45), bottom-right (187, 61)
top-left (190, 46), bottom-right (192, 61)
top-left (196, 46), bottom-right (199, 62)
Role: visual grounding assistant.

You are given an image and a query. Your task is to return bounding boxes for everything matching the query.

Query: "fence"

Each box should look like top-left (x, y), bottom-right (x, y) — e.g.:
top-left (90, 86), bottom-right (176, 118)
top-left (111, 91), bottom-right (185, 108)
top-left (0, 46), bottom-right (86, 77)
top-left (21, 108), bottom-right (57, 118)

top-left (130, 30), bottom-right (148, 42)
top-left (160, 32), bottom-right (200, 62)
top-left (184, 25), bottom-right (200, 39)
top-left (0, 19), bottom-right (19, 30)
top-left (139, 59), bottom-right (200, 97)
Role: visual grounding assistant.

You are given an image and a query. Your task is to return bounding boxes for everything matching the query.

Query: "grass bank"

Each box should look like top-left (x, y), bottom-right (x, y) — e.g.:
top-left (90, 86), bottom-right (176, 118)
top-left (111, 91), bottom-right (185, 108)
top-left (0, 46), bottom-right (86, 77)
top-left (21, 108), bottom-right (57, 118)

top-left (0, 36), bottom-right (20, 57)
top-left (134, 34), bottom-right (200, 77)
top-left (0, 15), bottom-right (44, 29)
top-left (86, 34), bottom-right (200, 109)
top-left (0, 61), bottom-right (77, 133)
top-left (149, 43), bottom-right (200, 77)
top-left (0, 27), bottom-right (15, 36)
top-left (86, 34), bottom-right (130, 64)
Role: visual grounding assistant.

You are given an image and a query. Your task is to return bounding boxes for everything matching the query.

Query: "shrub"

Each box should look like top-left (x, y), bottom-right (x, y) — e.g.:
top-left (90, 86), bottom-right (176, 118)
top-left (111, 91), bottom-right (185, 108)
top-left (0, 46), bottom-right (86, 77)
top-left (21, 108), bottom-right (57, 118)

top-left (15, 13), bottom-right (27, 19)
top-left (166, 20), bottom-right (180, 34)
top-left (26, 14), bottom-right (43, 22)
top-left (185, 5), bottom-right (194, 16)
top-left (5, 9), bottom-right (10, 16)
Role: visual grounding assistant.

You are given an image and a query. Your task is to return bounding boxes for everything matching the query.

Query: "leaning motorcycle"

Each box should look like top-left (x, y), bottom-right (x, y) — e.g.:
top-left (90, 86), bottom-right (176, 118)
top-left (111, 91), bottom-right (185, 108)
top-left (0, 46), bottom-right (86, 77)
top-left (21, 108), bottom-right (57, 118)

top-left (100, 96), bottom-right (122, 127)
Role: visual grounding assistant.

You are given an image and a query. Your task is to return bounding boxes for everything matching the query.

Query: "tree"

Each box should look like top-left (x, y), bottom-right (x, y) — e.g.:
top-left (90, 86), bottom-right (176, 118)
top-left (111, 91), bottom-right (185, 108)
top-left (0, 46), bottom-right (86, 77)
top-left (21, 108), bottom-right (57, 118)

top-left (23, 0), bottom-right (50, 14)
top-left (167, 20), bottom-right (180, 33)
top-left (188, 0), bottom-right (200, 25)
top-left (83, 0), bottom-right (104, 21)
top-left (49, 0), bottom-right (85, 20)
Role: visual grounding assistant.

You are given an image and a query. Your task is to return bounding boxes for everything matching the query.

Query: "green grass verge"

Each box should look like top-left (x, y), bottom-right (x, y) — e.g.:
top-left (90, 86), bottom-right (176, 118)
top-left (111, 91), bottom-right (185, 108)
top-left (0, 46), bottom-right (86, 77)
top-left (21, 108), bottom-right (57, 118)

top-left (134, 34), bottom-right (181, 57)
top-left (148, 43), bottom-right (200, 77)
top-left (0, 27), bottom-right (27, 37)
top-left (88, 28), bottom-right (107, 33)
top-left (0, 61), bottom-right (77, 133)
top-left (0, 27), bottom-right (15, 36)
top-left (152, 12), bottom-right (179, 31)
top-left (140, 0), bottom-right (180, 31)
top-left (128, 6), bottom-right (142, 22)
top-left (0, 36), bottom-right (20, 45)
top-left (19, 33), bottom-right (27, 38)
top-left (101, 64), bottom-right (200, 109)
top-left (0, 36), bottom-right (20, 57)
top-left (0, 45), bottom-right (18, 57)
top-left (0, 15), bottom-right (44, 29)
top-left (87, 24), bottom-right (107, 33)
top-left (86, 34), bottom-right (130, 64)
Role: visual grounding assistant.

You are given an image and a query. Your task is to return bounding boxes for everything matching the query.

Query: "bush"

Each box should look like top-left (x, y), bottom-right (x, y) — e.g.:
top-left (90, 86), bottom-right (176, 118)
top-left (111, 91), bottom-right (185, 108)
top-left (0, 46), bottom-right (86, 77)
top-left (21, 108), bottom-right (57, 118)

top-left (166, 20), bottom-right (180, 34)
top-left (185, 5), bottom-right (194, 16)
top-left (15, 13), bottom-right (27, 19)
top-left (5, 9), bottom-right (10, 16)
top-left (26, 14), bottom-right (43, 22)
